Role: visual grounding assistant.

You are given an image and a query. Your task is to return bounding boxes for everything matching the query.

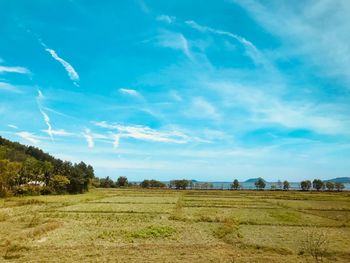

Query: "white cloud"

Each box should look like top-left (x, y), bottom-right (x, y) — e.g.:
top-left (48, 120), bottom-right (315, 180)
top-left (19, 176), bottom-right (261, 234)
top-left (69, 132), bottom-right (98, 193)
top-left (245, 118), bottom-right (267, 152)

top-left (0, 65), bottom-right (30, 74)
top-left (94, 121), bottom-right (189, 144)
top-left (40, 109), bottom-right (53, 140)
top-left (185, 20), bottom-right (267, 67)
top-left (189, 97), bottom-right (220, 121)
top-left (119, 88), bottom-right (141, 97)
top-left (42, 129), bottom-right (72, 136)
top-left (0, 82), bottom-right (21, 93)
top-left (208, 81), bottom-right (349, 135)
top-left (234, 0), bottom-right (350, 86)
top-left (16, 132), bottom-right (40, 144)
top-left (7, 124), bottom-right (18, 129)
top-left (156, 30), bottom-right (192, 59)
top-left (83, 129), bottom-right (94, 148)
top-left (44, 47), bottom-right (79, 86)
top-left (111, 134), bottom-right (120, 148)
top-left (156, 15), bottom-right (175, 24)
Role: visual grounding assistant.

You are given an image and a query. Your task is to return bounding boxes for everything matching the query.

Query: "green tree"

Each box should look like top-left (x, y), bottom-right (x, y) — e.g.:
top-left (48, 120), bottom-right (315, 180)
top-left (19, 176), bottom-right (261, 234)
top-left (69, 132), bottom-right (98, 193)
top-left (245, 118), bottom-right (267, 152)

top-left (170, 179), bottom-right (189, 190)
top-left (231, 179), bottom-right (240, 190)
top-left (116, 176), bottom-right (128, 187)
top-left (312, 179), bottom-right (324, 191)
top-left (100, 176), bottom-right (114, 188)
top-left (283, 180), bottom-right (290, 190)
top-left (325, 182), bottom-right (335, 191)
top-left (334, 182), bottom-right (345, 192)
top-left (255, 178), bottom-right (266, 190)
top-left (49, 175), bottom-right (70, 194)
top-left (0, 160), bottom-right (22, 196)
top-left (300, 180), bottom-right (311, 191)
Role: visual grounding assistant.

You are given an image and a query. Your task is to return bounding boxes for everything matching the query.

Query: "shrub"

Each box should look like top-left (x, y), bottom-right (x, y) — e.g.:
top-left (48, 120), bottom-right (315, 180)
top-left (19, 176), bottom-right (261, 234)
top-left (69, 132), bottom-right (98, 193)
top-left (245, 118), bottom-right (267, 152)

top-left (299, 228), bottom-right (329, 262)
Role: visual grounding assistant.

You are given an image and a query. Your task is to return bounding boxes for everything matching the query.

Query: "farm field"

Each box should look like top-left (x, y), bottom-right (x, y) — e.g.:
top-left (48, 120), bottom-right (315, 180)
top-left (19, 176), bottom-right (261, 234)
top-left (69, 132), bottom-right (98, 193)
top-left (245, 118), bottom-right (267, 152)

top-left (0, 189), bottom-right (349, 262)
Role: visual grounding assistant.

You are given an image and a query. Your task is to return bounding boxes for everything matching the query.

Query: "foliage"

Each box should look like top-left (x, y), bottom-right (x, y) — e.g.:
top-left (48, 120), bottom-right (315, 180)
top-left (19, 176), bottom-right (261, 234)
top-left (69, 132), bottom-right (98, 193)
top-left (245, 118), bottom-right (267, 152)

top-left (299, 228), bottom-right (329, 262)
top-left (116, 176), bottom-right (128, 187)
top-left (169, 179), bottom-right (190, 189)
top-left (99, 176), bottom-right (115, 188)
top-left (129, 226), bottom-right (176, 239)
top-left (231, 179), bottom-right (240, 190)
top-left (300, 180), bottom-right (312, 191)
top-left (140, 179), bottom-right (166, 188)
top-left (254, 178), bottom-right (266, 190)
top-left (325, 181), bottom-right (334, 191)
top-left (334, 182), bottom-right (345, 191)
top-left (312, 179), bottom-right (324, 191)
top-left (0, 136), bottom-right (95, 197)
top-left (283, 180), bottom-right (290, 190)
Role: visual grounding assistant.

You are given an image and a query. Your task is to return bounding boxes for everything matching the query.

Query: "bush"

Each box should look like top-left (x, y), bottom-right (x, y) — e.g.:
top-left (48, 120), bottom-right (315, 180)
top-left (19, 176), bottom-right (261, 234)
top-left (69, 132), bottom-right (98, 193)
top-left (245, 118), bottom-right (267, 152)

top-left (13, 185), bottom-right (42, 196)
top-left (299, 228), bottom-right (329, 262)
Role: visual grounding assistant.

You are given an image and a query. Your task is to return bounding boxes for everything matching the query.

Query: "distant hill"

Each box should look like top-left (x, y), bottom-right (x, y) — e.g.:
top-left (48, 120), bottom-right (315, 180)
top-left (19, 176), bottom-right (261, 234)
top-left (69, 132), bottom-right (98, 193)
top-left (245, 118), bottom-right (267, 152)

top-left (244, 177), bottom-right (266, 183)
top-left (325, 177), bottom-right (350, 183)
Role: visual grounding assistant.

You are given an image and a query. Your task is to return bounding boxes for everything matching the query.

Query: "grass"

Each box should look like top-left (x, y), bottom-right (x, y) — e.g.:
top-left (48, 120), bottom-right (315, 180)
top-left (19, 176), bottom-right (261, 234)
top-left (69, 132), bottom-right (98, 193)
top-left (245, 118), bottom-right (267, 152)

top-left (0, 188), bottom-right (349, 262)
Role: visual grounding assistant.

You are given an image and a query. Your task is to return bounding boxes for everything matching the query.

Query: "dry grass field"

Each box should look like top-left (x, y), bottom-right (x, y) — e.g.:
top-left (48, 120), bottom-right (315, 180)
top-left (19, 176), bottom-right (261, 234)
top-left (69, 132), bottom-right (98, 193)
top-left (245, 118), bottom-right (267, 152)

top-left (0, 189), bottom-right (349, 262)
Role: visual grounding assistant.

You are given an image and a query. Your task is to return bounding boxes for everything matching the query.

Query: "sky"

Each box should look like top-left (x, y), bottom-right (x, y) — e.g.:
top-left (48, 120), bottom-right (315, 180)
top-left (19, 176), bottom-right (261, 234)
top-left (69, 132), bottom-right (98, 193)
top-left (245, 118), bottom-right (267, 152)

top-left (0, 0), bottom-right (350, 182)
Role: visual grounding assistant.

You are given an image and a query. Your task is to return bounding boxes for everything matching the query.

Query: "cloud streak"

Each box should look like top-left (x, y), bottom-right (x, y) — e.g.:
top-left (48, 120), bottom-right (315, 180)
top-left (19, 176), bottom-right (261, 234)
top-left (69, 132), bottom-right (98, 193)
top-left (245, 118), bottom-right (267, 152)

top-left (94, 121), bottom-right (189, 144)
top-left (185, 20), bottom-right (266, 67)
top-left (83, 129), bottom-right (94, 148)
top-left (155, 30), bottom-right (192, 59)
top-left (0, 65), bottom-right (30, 74)
top-left (119, 88), bottom-right (141, 97)
top-left (39, 40), bottom-right (79, 86)
top-left (16, 131), bottom-right (40, 144)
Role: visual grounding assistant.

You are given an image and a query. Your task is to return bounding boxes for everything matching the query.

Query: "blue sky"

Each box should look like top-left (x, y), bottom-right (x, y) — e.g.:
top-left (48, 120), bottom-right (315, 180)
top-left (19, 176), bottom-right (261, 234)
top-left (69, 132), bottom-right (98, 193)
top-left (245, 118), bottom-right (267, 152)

top-left (1, 0), bottom-right (350, 181)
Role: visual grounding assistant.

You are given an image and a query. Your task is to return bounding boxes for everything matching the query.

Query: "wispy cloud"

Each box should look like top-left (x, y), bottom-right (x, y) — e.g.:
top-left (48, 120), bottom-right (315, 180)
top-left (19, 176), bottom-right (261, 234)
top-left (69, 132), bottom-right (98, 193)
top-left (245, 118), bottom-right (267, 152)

top-left (155, 30), bottom-right (192, 59)
top-left (94, 121), bottom-right (189, 144)
top-left (0, 82), bottom-right (22, 93)
top-left (234, 0), bottom-right (350, 86)
top-left (16, 131), bottom-right (40, 144)
top-left (0, 65), bottom-right (30, 74)
top-left (42, 129), bottom-right (72, 136)
top-left (156, 14), bottom-right (175, 24)
top-left (185, 20), bottom-right (267, 67)
top-left (83, 129), bottom-right (94, 148)
top-left (7, 124), bottom-right (18, 129)
top-left (36, 90), bottom-right (53, 140)
top-left (119, 88), bottom-right (141, 97)
top-left (189, 97), bottom-right (220, 121)
top-left (39, 40), bottom-right (79, 86)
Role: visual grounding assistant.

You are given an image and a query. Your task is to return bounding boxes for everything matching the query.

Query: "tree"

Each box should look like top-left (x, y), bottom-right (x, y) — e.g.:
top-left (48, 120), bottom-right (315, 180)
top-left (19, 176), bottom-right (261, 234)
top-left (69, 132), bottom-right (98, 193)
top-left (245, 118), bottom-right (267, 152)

top-left (335, 182), bottom-right (345, 192)
top-left (283, 180), bottom-right (290, 190)
top-left (231, 179), bottom-right (240, 190)
top-left (312, 179), bottom-right (324, 191)
top-left (170, 179), bottom-right (189, 190)
top-left (325, 181), bottom-right (334, 191)
top-left (140, 179), bottom-right (166, 188)
top-left (100, 176), bottom-right (114, 188)
top-left (300, 180), bottom-right (311, 191)
top-left (49, 175), bottom-right (70, 194)
top-left (0, 160), bottom-right (22, 196)
top-left (116, 176), bottom-right (128, 187)
top-left (255, 178), bottom-right (266, 190)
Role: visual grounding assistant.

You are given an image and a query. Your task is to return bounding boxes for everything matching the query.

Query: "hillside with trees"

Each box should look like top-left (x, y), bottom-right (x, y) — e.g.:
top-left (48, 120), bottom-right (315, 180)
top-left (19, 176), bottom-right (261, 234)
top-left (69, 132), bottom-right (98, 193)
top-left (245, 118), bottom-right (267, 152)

top-left (0, 136), bottom-right (95, 197)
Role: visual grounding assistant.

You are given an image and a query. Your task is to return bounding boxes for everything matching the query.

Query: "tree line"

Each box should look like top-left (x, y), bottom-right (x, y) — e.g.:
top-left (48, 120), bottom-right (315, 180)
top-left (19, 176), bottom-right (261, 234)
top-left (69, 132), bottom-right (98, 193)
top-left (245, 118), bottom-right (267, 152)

top-left (97, 176), bottom-right (346, 192)
top-left (231, 178), bottom-right (345, 191)
top-left (0, 136), bottom-right (95, 197)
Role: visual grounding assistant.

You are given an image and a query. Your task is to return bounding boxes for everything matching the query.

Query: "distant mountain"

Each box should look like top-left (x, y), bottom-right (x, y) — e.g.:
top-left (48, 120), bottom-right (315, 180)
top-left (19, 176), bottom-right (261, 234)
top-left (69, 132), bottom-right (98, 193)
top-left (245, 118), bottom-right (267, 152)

top-left (325, 177), bottom-right (350, 183)
top-left (244, 177), bottom-right (266, 183)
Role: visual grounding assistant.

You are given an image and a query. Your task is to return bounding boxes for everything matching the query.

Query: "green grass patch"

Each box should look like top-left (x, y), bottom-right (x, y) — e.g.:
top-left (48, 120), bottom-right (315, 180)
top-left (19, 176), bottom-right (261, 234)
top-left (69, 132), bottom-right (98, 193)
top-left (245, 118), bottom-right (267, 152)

top-left (129, 226), bottom-right (176, 239)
